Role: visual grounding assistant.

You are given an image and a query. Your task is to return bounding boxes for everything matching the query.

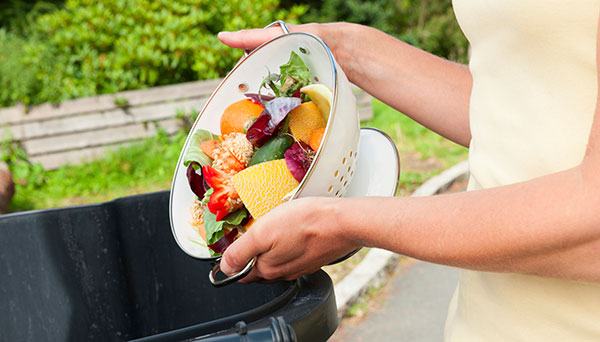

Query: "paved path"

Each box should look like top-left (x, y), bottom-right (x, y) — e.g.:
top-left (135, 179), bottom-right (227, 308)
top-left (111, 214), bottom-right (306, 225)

top-left (330, 260), bottom-right (460, 342)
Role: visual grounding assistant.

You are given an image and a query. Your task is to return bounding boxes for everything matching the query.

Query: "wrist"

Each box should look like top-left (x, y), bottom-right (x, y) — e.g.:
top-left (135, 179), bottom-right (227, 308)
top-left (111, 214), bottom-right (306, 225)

top-left (326, 197), bottom-right (368, 247)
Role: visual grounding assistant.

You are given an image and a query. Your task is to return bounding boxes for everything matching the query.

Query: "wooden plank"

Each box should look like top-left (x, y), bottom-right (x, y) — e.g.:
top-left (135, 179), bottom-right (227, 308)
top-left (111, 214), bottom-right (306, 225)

top-left (4, 97), bottom-right (207, 141)
top-left (30, 144), bottom-right (127, 170)
top-left (0, 104), bottom-right (27, 126)
top-left (0, 79), bottom-right (221, 126)
top-left (23, 119), bottom-right (183, 156)
top-left (31, 122), bottom-right (182, 170)
top-left (122, 79), bottom-right (221, 106)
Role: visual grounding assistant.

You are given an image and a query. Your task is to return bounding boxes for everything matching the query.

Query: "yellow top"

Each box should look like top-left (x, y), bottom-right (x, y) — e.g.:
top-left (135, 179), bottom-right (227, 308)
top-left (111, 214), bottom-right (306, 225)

top-left (446, 0), bottom-right (600, 340)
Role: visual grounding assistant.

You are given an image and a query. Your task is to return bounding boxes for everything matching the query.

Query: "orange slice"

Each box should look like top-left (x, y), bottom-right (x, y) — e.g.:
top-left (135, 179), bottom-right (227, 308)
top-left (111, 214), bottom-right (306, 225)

top-left (231, 159), bottom-right (299, 219)
top-left (220, 99), bottom-right (264, 136)
top-left (289, 102), bottom-right (327, 145)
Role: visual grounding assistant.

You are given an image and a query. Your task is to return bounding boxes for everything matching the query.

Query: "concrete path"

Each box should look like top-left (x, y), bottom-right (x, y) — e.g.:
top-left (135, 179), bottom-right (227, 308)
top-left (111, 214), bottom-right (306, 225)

top-left (330, 260), bottom-right (460, 342)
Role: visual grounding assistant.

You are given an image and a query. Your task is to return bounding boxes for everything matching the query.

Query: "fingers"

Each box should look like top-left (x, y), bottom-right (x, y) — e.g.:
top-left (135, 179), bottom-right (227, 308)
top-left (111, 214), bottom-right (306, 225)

top-left (220, 229), bottom-right (266, 276)
top-left (218, 26), bottom-right (287, 51)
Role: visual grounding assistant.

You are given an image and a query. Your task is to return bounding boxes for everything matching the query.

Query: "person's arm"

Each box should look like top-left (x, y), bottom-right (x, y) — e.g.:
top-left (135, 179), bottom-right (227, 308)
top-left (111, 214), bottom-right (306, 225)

top-left (219, 22), bottom-right (473, 146)
top-left (220, 19), bottom-right (600, 284)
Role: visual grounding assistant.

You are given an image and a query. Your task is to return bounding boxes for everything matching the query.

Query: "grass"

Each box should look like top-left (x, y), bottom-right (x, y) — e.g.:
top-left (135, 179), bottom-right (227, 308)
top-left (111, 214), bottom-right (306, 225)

top-left (6, 100), bottom-right (468, 212)
top-left (8, 129), bottom-right (187, 211)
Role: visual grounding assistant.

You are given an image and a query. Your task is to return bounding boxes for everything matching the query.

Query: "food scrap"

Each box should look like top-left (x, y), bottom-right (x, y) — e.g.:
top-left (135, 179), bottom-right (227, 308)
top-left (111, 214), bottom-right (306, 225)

top-left (183, 51), bottom-right (333, 256)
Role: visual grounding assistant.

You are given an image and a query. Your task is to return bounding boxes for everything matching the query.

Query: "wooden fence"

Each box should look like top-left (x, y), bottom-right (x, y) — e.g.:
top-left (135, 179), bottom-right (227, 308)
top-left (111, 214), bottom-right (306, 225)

top-left (0, 79), bottom-right (373, 170)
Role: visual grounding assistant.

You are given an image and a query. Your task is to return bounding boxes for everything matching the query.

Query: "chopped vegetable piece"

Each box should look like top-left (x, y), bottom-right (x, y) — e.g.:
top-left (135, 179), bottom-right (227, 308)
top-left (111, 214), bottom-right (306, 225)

top-left (246, 97), bottom-right (301, 147)
top-left (208, 229), bottom-right (238, 254)
top-left (183, 129), bottom-right (220, 167)
top-left (186, 162), bottom-right (206, 199)
top-left (284, 142), bottom-right (315, 183)
top-left (200, 140), bottom-right (220, 160)
top-left (309, 127), bottom-right (326, 151)
top-left (203, 166), bottom-right (242, 221)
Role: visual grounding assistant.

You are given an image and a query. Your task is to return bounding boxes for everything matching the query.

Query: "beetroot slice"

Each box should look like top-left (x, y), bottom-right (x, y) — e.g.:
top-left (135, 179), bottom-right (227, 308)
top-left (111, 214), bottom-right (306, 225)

top-left (208, 229), bottom-right (238, 254)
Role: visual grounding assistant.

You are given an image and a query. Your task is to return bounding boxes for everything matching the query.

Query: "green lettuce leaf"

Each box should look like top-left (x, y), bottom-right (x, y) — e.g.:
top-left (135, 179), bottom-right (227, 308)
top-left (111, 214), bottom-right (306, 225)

top-left (201, 188), bottom-right (214, 204)
top-left (183, 129), bottom-right (219, 167)
top-left (280, 51), bottom-right (311, 86)
top-left (203, 207), bottom-right (248, 246)
top-left (260, 51), bottom-right (312, 98)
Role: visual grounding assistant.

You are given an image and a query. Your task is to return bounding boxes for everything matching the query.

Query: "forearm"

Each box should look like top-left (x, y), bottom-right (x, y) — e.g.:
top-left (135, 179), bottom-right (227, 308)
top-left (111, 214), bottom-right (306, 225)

top-left (317, 23), bottom-right (473, 146)
top-left (335, 166), bottom-right (600, 282)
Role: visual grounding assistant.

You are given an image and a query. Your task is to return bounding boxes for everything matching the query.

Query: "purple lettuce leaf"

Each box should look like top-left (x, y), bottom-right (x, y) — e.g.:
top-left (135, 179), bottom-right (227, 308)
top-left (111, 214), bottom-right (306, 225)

top-left (246, 97), bottom-right (301, 147)
top-left (244, 93), bottom-right (275, 105)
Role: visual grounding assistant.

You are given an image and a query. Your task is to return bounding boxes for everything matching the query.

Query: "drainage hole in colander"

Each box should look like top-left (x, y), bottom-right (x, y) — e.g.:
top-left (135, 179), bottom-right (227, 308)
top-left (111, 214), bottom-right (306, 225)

top-left (344, 180), bottom-right (348, 187)
top-left (328, 185), bottom-right (333, 193)
top-left (334, 170), bottom-right (339, 177)
top-left (350, 170), bottom-right (355, 177)
top-left (342, 157), bottom-right (347, 164)
top-left (347, 166), bottom-right (351, 172)
top-left (335, 190), bottom-right (340, 196)
top-left (340, 176), bottom-right (344, 183)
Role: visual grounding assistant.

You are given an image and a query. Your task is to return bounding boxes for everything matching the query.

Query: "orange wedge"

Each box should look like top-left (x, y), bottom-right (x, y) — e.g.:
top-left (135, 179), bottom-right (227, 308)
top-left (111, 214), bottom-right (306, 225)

top-left (289, 102), bottom-right (327, 145)
top-left (231, 159), bottom-right (299, 219)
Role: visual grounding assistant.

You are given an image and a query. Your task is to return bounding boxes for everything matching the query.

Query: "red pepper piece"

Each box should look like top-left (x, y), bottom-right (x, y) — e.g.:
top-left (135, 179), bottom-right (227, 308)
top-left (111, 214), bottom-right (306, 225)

top-left (202, 165), bottom-right (240, 221)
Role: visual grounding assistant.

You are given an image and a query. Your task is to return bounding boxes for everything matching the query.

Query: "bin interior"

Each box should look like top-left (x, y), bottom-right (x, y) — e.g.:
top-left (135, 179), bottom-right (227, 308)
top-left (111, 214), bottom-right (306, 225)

top-left (0, 191), bottom-right (295, 341)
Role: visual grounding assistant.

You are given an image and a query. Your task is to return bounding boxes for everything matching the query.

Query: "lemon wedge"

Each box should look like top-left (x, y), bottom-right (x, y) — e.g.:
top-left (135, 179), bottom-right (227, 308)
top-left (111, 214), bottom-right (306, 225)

top-left (300, 84), bottom-right (333, 120)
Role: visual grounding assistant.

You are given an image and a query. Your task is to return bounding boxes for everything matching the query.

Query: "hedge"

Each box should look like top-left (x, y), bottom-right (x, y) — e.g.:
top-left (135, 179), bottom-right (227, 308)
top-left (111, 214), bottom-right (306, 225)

top-left (0, 0), bottom-right (305, 107)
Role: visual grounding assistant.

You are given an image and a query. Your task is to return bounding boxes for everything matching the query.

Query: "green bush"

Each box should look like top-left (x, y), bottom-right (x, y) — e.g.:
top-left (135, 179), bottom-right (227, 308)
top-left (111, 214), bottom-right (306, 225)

top-left (0, 0), bottom-right (305, 107)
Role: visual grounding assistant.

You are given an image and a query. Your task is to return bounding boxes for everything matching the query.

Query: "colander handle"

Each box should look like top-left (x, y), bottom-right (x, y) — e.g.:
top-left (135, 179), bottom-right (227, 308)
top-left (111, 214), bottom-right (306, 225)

top-left (242, 20), bottom-right (291, 57)
top-left (209, 256), bottom-right (256, 287)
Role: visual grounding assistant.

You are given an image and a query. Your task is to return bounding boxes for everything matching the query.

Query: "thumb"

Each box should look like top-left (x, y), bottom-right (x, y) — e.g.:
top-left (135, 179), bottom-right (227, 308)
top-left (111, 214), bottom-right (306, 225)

top-left (220, 231), bottom-right (262, 276)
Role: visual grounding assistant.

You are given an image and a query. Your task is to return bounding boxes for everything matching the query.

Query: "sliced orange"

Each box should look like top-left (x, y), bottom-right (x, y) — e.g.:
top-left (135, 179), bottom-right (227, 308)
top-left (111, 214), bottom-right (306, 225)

top-left (231, 159), bottom-right (299, 219)
top-left (220, 99), bottom-right (264, 136)
top-left (288, 102), bottom-right (327, 145)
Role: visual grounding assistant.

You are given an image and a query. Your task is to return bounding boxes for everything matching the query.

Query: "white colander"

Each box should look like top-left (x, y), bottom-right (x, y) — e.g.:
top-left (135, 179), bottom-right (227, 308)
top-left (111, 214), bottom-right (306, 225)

top-left (170, 21), bottom-right (375, 286)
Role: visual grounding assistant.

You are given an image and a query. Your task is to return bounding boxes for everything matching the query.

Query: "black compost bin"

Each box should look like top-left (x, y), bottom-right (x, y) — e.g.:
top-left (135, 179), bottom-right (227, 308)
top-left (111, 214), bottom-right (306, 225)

top-left (0, 191), bottom-right (338, 342)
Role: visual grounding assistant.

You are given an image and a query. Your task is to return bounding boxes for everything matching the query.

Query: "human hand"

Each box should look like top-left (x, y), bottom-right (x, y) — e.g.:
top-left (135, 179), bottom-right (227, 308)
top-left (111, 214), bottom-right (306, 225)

top-left (220, 196), bottom-right (361, 283)
top-left (217, 23), bottom-right (323, 52)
